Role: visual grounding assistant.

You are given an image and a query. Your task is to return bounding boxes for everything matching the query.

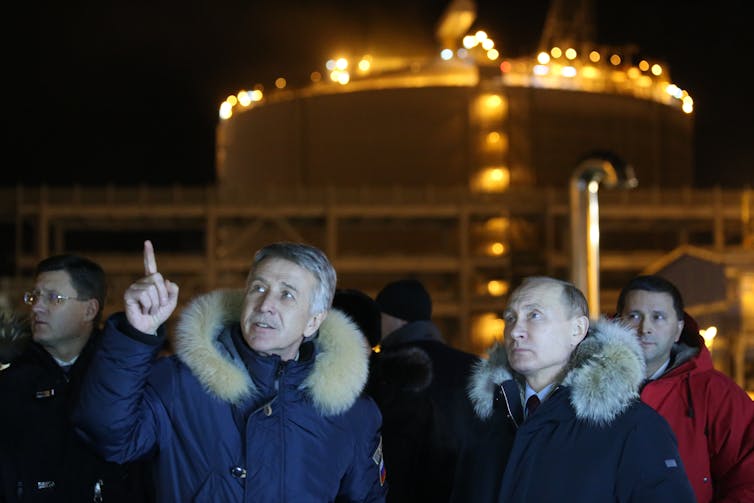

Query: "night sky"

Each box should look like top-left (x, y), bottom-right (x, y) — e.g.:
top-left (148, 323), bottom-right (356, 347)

top-left (10, 0), bottom-right (753, 187)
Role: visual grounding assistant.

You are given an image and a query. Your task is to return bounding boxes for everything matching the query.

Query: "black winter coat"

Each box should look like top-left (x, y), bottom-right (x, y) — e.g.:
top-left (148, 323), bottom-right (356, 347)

top-left (367, 321), bottom-right (483, 503)
top-left (0, 332), bottom-right (152, 503)
top-left (453, 319), bottom-right (696, 503)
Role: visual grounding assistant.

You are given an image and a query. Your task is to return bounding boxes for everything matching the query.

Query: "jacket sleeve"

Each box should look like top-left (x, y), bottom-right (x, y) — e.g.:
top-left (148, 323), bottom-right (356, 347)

top-left (73, 312), bottom-right (166, 464)
top-left (337, 398), bottom-right (387, 502)
top-left (705, 374), bottom-right (754, 502)
top-left (616, 406), bottom-right (696, 503)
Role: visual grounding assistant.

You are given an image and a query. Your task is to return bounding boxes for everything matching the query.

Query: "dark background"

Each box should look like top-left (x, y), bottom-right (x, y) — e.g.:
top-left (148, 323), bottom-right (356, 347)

top-left (8, 0), bottom-right (753, 187)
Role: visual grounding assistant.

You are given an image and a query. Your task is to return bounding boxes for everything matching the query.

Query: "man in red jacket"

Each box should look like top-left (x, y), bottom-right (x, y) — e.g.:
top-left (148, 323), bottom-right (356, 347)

top-left (617, 274), bottom-right (754, 503)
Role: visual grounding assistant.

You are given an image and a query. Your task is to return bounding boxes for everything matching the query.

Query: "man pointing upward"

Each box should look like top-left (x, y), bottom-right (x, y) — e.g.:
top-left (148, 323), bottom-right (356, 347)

top-left (74, 240), bottom-right (387, 502)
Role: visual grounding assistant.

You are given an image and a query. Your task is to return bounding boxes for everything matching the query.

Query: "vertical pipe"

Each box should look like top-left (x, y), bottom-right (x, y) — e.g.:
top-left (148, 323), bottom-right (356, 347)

top-left (586, 182), bottom-right (600, 318)
top-left (570, 178), bottom-right (587, 295)
top-left (570, 153), bottom-right (636, 319)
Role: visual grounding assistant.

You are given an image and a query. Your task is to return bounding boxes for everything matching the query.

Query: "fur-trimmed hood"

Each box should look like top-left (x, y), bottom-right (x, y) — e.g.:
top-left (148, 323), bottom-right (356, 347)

top-left (173, 289), bottom-right (370, 416)
top-left (468, 318), bottom-right (645, 425)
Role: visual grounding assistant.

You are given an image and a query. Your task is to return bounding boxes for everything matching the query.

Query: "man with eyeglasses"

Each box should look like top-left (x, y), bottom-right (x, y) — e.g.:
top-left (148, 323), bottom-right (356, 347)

top-left (0, 254), bottom-right (151, 502)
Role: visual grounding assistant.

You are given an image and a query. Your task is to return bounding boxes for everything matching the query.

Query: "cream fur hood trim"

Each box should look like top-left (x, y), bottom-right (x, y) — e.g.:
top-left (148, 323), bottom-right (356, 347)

top-left (173, 289), bottom-right (370, 416)
top-left (467, 318), bottom-right (645, 425)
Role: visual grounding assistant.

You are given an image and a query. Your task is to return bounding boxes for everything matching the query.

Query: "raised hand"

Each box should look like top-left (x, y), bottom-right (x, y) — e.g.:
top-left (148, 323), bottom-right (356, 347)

top-left (124, 240), bottom-right (180, 334)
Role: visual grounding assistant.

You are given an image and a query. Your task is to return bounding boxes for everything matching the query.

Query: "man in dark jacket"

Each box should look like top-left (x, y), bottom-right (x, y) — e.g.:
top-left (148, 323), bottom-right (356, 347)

top-left (73, 241), bottom-right (386, 502)
top-left (368, 278), bottom-right (480, 502)
top-left (457, 276), bottom-right (695, 502)
top-left (0, 254), bottom-right (150, 502)
top-left (616, 275), bottom-right (754, 503)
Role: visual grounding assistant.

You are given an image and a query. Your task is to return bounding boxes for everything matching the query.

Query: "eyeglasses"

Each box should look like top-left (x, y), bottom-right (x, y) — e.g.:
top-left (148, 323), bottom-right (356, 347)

top-left (23, 290), bottom-right (85, 306)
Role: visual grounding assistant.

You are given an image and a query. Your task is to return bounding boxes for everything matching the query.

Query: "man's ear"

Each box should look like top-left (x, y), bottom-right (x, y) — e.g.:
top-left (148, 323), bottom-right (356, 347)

top-left (571, 315), bottom-right (589, 346)
top-left (675, 318), bottom-right (684, 343)
top-left (83, 298), bottom-right (99, 323)
top-left (304, 310), bottom-right (327, 337)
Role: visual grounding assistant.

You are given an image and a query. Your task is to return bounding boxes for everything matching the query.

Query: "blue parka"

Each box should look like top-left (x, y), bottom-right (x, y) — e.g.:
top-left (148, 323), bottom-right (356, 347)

top-left (74, 290), bottom-right (387, 502)
top-left (458, 318), bottom-right (696, 503)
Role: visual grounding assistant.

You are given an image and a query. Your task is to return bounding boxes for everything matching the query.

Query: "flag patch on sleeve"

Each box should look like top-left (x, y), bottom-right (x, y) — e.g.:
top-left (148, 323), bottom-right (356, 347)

top-left (372, 435), bottom-right (386, 486)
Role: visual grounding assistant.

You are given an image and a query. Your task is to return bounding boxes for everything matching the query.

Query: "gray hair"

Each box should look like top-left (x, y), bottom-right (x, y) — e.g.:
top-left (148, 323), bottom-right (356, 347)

top-left (250, 242), bottom-right (336, 315)
top-left (514, 276), bottom-right (589, 318)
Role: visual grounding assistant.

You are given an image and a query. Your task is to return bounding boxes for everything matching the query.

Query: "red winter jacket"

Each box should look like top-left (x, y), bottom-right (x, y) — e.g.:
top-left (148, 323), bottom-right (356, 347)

top-left (641, 331), bottom-right (754, 503)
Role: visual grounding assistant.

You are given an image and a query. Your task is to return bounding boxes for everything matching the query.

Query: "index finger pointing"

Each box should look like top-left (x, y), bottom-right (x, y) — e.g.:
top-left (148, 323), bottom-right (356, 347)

top-left (143, 240), bottom-right (158, 276)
